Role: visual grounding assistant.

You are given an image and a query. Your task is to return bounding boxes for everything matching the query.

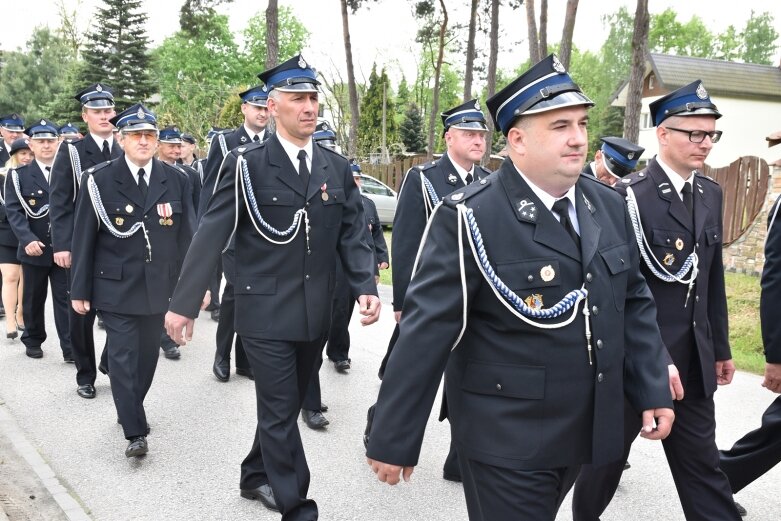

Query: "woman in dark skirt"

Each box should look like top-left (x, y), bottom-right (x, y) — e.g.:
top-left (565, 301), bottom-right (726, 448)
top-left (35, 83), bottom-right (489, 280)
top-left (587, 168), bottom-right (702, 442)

top-left (0, 138), bottom-right (31, 337)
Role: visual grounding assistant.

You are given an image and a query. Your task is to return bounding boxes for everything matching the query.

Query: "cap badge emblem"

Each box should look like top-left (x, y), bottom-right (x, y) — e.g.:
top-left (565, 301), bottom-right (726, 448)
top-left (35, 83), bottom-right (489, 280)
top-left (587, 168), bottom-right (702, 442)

top-left (540, 265), bottom-right (556, 282)
top-left (552, 55), bottom-right (566, 73)
top-left (40, 119), bottom-right (46, 125)
top-left (137, 108), bottom-right (145, 119)
top-left (474, 100), bottom-right (480, 111)
top-left (627, 152), bottom-right (635, 160)
top-left (96, 84), bottom-right (103, 92)
top-left (262, 85), bottom-right (267, 92)
top-left (298, 55), bottom-right (307, 68)
top-left (524, 293), bottom-right (544, 310)
top-left (696, 83), bottom-right (708, 100)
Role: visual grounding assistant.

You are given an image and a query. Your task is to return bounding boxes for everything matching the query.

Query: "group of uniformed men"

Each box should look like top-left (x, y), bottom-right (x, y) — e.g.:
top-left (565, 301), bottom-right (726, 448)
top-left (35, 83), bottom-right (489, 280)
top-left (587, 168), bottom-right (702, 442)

top-left (2, 49), bottom-right (780, 520)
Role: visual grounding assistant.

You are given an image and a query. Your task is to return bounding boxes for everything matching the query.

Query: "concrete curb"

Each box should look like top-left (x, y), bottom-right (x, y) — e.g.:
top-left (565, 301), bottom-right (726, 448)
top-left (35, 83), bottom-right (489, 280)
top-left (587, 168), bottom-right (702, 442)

top-left (0, 401), bottom-right (92, 521)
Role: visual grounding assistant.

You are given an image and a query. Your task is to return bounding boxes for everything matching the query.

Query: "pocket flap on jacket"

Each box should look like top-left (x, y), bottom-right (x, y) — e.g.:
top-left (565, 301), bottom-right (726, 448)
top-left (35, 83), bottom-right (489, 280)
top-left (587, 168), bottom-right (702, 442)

top-left (461, 361), bottom-right (545, 400)
top-left (234, 275), bottom-right (277, 295)
top-left (95, 264), bottom-right (122, 280)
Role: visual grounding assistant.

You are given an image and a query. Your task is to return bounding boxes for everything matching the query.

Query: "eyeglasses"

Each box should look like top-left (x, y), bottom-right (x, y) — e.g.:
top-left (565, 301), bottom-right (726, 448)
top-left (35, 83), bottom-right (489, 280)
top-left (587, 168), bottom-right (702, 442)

top-left (664, 126), bottom-right (723, 144)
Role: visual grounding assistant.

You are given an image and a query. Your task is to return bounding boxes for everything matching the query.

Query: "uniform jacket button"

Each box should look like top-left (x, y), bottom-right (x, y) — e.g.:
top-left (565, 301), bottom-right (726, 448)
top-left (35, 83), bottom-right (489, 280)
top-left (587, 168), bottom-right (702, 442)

top-left (305, 275), bottom-right (310, 280)
top-left (527, 275), bottom-right (534, 282)
top-left (246, 285), bottom-right (251, 290)
top-left (596, 339), bottom-right (603, 349)
top-left (586, 273), bottom-right (593, 282)
top-left (496, 383), bottom-right (502, 391)
top-left (597, 373), bottom-right (604, 382)
top-left (591, 305), bottom-right (599, 316)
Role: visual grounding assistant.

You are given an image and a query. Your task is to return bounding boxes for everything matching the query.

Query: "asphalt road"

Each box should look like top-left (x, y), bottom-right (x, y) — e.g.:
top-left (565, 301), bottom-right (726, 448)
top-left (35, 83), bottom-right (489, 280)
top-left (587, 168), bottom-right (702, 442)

top-left (0, 284), bottom-right (780, 520)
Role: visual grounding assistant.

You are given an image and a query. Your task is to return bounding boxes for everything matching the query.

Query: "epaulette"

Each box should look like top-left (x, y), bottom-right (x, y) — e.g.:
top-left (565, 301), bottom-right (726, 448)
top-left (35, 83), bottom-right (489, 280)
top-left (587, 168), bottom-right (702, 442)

top-left (617, 170), bottom-right (649, 187)
top-left (232, 140), bottom-right (266, 156)
top-left (696, 172), bottom-right (719, 186)
top-left (443, 177), bottom-right (491, 207)
top-left (416, 160), bottom-right (438, 172)
top-left (84, 160), bottom-right (113, 177)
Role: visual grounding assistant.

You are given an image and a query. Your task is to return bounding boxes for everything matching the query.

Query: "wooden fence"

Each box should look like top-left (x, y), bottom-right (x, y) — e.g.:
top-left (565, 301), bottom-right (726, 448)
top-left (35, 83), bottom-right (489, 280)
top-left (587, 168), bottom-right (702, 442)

top-left (702, 156), bottom-right (769, 246)
top-left (358, 154), bottom-right (505, 192)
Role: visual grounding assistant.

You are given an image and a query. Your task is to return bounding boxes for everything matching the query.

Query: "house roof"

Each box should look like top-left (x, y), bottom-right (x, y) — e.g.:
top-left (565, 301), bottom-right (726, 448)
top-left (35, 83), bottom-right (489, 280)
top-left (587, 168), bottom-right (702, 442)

top-left (649, 53), bottom-right (781, 101)
top-left (611, 53), bottom-right (781, 106)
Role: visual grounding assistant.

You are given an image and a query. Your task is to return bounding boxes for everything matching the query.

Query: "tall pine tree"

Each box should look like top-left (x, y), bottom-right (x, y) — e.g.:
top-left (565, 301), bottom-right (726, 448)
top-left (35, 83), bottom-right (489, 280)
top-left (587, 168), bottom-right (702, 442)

top-left (399, 103), bottom-right (426, 153)
top-left (80, 0), bottom-right (154, 110)
top-left (357, 64), bottom-right (398, 157)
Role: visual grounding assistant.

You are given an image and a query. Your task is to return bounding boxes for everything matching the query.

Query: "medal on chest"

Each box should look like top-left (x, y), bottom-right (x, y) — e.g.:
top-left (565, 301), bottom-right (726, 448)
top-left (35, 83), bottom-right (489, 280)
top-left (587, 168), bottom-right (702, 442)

top-left (157, 202), bottom-right (173, 226)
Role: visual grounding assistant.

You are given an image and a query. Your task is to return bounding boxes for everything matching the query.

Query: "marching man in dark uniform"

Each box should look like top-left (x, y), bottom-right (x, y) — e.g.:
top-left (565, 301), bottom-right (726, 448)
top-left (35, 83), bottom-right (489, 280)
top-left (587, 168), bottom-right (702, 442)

top-left (583, 136), bottom-right (644, 187)
top-left (375, 98), bottom-right (491, 482)
top-left (5, 119), bottom-right (73, 361)
top-left (57, 123), bottom-right (82, 143)
top-left (573, 80), bottom-right (742, 520)
top-left (366, 55), bottom-right (674, 521)
top-left (165, 54), bottom-right (380, 520)
top-left (0, 114), bottom-right (25, 166)
top-left (205, 85), bottom-right (270, 383)
top-left (70, 104), bottom-right (196, 458)
top-left (50, 83), bottom-right (123, 399)
top-left (719, 196), bottom-right (781, 496)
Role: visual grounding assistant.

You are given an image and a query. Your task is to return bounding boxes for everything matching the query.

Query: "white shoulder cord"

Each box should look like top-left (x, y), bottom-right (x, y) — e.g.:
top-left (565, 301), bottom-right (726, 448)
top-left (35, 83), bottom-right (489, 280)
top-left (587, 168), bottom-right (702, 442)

top-left (68, 143), bottom-right (83, 195)
top-left (11, 169), bottom-right (49, 219)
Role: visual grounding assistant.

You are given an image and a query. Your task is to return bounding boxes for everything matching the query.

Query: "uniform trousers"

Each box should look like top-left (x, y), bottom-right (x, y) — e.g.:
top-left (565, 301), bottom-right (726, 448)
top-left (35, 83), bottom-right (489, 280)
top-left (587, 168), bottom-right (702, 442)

top-left (377, 323), bottom-right (399, 379)
top-left (720, 395), bottom-right (781, 493)
top-left (101, 311), bottom-right (164, 439)
top-left (325, 263), bottom-right (352, 363)
top-left (70, 306), bottom-right (97, 385)
top-left (572, 395), bottom-right (741, 521)
top-left (215, 249), bottom-right (248, 370)
top-left (239, 336), bottom-right (322, 521)
top-left (460, 455), bottom-right (580, 521)
top-left (20, 263), bottom-right (71, 355)
top-left (205, 258), bottom-right (222, 310)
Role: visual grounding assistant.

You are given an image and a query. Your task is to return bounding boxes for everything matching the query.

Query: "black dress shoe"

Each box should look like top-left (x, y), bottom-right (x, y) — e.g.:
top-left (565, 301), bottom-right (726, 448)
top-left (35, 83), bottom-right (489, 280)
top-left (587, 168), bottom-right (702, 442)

top-left (235, 367), bottom-right (255, 380)
top-left (210, 309), bottom-right (220, 322)
top-left (162, 344), bottom-right (181, 360)
top-left (301, 409), bottom-right (329, 430)
top-left (77, 384), bottom-right (96, 399)
top-left (240, 484), bottom-right (279, 512)
top-left (125, 436), bottom-right (148, 458)
top-left (334, 359), bottom-right (351, 372)
top-left (735, 501), bottom-right (747, 517)
top-left (213, 359), bottom-right (229, 382)
top-left (25, 346), bottom-right (43, 358)
top-left (98, 361), bottom-right (109, 375)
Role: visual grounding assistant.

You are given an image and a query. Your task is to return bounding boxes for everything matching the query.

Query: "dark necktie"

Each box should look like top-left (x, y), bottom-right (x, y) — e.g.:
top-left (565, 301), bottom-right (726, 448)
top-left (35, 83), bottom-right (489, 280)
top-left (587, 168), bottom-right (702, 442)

top-left (44, 166), bottom-right (51, 183)
top-left (138, 168), bottom-right (148, 200)
top-left (101, 140), bottom-right (111, 161)
top-left (681, 182), bottom-right (693, 217)
top-left (297, 149), bottom-right (310, 188)
top-left (465, 172), bottom-right (474, 185)
top-left (253, 134), bottom-right (260, 142)
top-left (552, 198), bottom-right (580, 249)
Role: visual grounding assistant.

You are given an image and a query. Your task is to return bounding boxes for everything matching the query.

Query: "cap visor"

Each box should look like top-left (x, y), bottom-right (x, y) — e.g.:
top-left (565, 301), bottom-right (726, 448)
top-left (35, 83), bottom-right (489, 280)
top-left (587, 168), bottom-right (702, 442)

top-left (523, 91), bottom-right (595, 116)
top-left (83, 99), bottom-right (115, 109)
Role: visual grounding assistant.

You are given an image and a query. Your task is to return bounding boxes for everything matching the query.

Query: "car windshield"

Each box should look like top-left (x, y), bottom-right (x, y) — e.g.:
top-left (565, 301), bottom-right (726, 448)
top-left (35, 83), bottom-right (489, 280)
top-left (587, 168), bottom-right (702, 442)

top-left (361, 176), bottom-right (391, 196)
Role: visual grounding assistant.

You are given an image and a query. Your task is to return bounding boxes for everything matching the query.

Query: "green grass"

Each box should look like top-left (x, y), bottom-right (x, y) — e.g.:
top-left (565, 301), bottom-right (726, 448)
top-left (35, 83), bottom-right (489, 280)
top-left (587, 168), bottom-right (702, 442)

top-left (377, 229), bottom-right (764, 374)
top-left (725, 272), bottom-right (764, 375)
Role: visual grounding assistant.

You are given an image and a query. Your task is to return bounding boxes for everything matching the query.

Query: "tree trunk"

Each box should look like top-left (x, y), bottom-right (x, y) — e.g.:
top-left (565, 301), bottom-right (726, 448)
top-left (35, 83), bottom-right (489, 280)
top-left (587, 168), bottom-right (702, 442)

top-left (559, 0), bottom-right (579, 68)
top-left (265, 0), bottom-right (278, 69)
top-left (624, 0), bottom-right (649, 143)
top-left (341, 0), bottom-right (360, 156)
top-left (539, 0), bottom-right (548, 57)
top-left (525, 0), bottom-right (540, 63)
top-left (483, 0), bottom-right (500, 164)
top-left (463, 0), bottom-right (479, 101)
top-left (425, 0), bottom-right (448, 159)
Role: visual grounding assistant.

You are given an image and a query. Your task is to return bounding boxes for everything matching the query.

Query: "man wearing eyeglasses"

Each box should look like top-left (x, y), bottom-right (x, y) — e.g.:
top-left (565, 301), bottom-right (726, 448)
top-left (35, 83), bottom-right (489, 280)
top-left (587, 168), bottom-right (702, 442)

top-left (573, 80), bottom-right (741, 520)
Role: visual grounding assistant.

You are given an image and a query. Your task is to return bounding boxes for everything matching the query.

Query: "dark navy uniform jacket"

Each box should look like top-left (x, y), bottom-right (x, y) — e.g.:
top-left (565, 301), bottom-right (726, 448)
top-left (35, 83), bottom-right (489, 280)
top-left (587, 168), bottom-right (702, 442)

top-left (70, 158), bottom-right (196, 315)
top-left (616, 157), bottom-right (730, 397)
top-left (4, 162), bottom-right (55, 266)
top-left (391, 152), bottom-right (491, 311)
top-left (362, 194), bottom-right (388, 275)
top-left (0, 174), bottom-right (19, 249)
top-left (762, 196), bottom-right (781, 363)
top-left (198, 126), bottom-right (261, 218)
top-left (169, 135), bottom-right (377, 342)
top-left (368, 158), bottom-right (671, 471)
top-left (50, 135), bottom-right (123, 254)
top-left (0, 140), bottom-right (9, 166)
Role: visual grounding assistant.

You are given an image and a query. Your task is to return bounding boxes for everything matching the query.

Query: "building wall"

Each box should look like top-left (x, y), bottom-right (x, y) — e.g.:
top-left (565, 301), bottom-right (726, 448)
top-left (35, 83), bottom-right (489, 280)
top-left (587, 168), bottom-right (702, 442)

top-left (723, 165), bottom-right (781, 276)
top-left (636, 95), bottom-right (781, 168)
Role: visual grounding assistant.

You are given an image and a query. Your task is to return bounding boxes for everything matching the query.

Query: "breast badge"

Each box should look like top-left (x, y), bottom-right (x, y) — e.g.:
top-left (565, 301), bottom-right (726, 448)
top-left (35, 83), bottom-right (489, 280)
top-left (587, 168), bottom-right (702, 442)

top-left (540, 265), bottom-right (556, 282)
top-left (125, 204), bottom-right (134, 213)
top-left (663, 253), bottom-right (675, 266)
top-left (524, 294), bottom-right (544, 310)
top-left (675, 238), bottom-right (684, 251)
top-left (28, 199), bottom-right (36, 206)
top-left (115, 217), bottom-right (124, 226)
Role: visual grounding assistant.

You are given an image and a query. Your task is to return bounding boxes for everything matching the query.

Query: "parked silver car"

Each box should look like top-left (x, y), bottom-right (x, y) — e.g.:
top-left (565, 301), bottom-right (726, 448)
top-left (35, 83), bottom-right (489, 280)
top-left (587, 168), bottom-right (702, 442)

top-left (359, 174), bottom-right (397, 226)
